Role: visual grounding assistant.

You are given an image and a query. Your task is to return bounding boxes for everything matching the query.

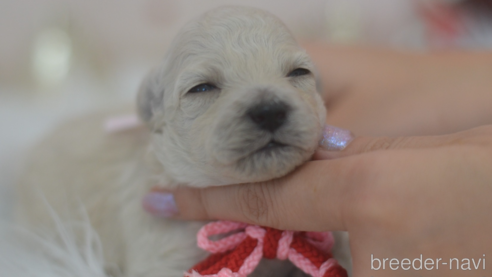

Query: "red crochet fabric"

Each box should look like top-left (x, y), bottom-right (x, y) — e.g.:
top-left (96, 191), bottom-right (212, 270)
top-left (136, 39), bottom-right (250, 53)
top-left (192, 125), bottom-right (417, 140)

top-left (186, 221), bottom-right (347, 277)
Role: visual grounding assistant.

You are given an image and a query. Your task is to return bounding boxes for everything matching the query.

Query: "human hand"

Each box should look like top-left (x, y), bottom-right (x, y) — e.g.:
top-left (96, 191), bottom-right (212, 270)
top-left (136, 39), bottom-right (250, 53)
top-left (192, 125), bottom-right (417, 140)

top-left (303, 44), bottom-right (492, 137)
top-left (144, 124), bottom-right (492, 277)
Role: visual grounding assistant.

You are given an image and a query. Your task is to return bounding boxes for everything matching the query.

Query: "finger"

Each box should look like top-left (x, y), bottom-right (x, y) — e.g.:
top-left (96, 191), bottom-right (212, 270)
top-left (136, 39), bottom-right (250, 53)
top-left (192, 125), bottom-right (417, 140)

top-left (146, 159), bottom-right (359, 232)
top-left (316, 133), bottom-right (454, 160)
top-left (315, 124), bottom-right (492, 160)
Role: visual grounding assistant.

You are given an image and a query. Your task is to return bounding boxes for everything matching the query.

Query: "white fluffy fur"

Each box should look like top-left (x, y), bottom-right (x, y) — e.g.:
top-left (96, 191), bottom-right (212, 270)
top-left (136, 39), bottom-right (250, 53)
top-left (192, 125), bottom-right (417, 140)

top-left (137, 6), bottom-right (325, 188)
top-left (0, 200), bottom-right (107, 277)
top-left (10, 6), bottom-right (348, 277)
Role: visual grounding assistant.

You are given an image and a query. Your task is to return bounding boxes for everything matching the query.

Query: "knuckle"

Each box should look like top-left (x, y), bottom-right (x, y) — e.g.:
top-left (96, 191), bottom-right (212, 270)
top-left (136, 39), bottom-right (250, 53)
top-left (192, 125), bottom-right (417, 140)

top-left (237, 184), bottom-right (269, 224)
top-left (362, 136), bottom-right (415, 153)
top-left (392, 136), bottom-right (418, 148)
top-left (236, 183), bottom-right (279, 226)
top-left (198, 189), bottom-right (213, 219)
top-left (362, 137), bottom-right (394, 152)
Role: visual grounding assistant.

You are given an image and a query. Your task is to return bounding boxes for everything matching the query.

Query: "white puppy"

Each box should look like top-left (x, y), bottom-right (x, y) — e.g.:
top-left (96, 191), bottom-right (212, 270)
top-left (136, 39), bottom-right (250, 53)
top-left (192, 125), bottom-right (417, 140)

top-left (15, 6), bottom-right (335, 277)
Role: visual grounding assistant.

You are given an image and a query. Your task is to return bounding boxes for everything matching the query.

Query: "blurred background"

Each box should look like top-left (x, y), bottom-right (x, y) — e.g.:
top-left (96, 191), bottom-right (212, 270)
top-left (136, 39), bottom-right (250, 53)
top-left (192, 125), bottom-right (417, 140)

top-left (1, 0), bottom-right (492, 220)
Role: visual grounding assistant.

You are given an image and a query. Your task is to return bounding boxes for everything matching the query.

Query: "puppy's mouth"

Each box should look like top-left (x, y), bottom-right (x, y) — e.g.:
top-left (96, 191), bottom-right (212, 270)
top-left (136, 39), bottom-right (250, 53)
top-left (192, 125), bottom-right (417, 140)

top-left (255, 140), bottom-right (288, 153)
top-left (234, 137), bottom-right (309, 179)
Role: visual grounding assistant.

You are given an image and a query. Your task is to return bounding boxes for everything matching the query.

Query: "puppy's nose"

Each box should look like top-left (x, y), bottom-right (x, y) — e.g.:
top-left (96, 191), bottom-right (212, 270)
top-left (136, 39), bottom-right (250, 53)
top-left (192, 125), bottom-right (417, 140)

top-left (248, 102), bottom-right (289, 132)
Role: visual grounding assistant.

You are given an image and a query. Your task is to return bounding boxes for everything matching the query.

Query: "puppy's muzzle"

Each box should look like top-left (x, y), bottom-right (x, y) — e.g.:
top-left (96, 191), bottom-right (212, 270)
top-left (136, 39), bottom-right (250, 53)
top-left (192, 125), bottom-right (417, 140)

top-left (247, 101), bottom-right (290, 132)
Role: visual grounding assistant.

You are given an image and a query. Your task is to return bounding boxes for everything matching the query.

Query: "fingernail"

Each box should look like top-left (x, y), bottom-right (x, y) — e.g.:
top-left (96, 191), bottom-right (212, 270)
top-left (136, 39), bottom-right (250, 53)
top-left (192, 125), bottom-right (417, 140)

top-left (142, 192), bottom-right (178, 217)
top-left (319, 125), bottom-right (354, 150)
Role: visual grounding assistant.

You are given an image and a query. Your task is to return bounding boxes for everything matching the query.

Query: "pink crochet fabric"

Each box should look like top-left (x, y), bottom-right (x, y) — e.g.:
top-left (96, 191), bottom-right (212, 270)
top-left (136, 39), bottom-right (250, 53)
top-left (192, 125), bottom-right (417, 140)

top-left (186, 221), bottom-right (347, 277)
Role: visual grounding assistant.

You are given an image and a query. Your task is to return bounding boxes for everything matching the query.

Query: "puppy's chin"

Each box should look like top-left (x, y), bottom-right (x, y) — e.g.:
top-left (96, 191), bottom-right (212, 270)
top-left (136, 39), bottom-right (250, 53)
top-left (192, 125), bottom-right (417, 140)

top-left (233, 143), bottom-right (313, 182)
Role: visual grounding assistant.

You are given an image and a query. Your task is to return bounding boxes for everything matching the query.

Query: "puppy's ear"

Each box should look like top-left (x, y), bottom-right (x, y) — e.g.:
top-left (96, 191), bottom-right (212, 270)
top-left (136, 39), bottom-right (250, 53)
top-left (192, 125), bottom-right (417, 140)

top-left (136, 71), bottom-right (164, 129)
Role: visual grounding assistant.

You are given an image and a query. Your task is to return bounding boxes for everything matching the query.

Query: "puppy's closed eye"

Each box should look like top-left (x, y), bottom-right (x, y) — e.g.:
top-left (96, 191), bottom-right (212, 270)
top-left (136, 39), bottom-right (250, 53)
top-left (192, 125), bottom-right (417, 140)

top-left (287, 68), bottom-right (311, 77)
top-left (188, 83), bottom-right (218, 93)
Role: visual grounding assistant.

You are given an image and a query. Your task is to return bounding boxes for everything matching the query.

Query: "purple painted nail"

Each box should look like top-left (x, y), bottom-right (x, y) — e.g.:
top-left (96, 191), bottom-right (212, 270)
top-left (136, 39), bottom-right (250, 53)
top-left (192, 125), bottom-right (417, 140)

top-left (319, 125), bottom-right (354, 150)
top-left (142, 192), bottom-right (178, 217)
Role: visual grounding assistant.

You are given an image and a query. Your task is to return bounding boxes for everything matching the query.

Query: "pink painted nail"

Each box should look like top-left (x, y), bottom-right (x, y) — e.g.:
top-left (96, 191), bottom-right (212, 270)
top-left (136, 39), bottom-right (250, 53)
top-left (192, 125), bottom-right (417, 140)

top-left (319, 125), bottom-right (354, 150)
top-left (142, 192), bottom-right (178, 217)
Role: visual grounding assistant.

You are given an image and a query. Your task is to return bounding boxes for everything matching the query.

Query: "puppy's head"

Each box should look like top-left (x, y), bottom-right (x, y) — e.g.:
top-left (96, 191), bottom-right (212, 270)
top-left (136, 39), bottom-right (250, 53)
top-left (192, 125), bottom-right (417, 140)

top-left (137, 6), bottom-right (326, 187)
